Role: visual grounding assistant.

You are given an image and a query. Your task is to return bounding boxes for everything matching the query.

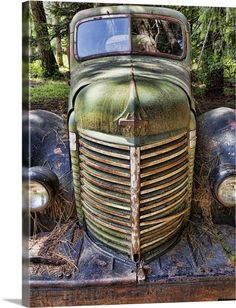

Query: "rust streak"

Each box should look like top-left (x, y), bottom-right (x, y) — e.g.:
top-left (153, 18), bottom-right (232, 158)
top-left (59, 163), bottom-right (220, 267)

top-left (130, 147), bottom-right (141, 261)
top-left (79, 131), bottom-right (130, 150)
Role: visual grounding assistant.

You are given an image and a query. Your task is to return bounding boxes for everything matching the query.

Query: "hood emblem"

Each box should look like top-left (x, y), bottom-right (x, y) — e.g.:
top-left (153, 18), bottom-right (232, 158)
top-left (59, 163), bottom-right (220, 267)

top-left (116, 76), bottom-right (148, 135)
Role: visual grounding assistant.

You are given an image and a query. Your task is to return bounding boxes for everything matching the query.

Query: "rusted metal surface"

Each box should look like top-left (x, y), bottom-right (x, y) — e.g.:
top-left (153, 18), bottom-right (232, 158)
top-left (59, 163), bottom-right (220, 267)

top-left (68, 111), bottom-right (84, 227)
top-left (139, 132), bottom-right (190, 260)
top-left (130, 146), bottom-right (141, 261)
top-left (186, 128), bottom-right (196, 220)
top-left (79, 133), bottom-right (132, 256)
top-left (76, 130), bottom-right (193, 262)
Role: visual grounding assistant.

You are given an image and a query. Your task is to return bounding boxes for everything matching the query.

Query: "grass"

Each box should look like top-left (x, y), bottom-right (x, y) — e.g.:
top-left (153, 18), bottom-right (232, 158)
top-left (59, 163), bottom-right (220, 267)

top-left (29, 79), bottom-right (70, 103)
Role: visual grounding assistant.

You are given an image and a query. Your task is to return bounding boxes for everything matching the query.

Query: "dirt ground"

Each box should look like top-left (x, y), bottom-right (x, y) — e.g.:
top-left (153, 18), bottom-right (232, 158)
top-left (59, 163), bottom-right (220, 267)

top-left (29, 99), bottom-right (68, 119)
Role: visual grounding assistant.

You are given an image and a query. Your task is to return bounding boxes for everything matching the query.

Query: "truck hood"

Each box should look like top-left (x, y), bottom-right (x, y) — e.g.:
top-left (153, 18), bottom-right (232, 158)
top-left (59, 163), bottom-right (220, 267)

top-left (74, 73), bottom-right (191, 139)
top-left (70, 55), bottom-right (193, 113)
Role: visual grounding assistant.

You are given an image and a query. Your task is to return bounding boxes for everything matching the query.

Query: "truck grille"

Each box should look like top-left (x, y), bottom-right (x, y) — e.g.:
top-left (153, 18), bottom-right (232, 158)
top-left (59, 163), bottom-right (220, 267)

top-left (139, 132), bottom-right (189, 259)
top-left (78, 131), bottom-right (189, 260)
top-left (79, 132), bottom-right (132, 255)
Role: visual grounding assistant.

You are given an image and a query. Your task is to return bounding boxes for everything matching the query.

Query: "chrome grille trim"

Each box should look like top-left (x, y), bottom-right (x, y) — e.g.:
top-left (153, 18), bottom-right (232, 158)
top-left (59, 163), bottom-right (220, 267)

top-left (80, 154), bottom-right (130, 178)
top-left (141, 163), bottom-right (188, 187)
top-left (80, 146), bottom-right (130, 169)
top-left (80, 162), bottom-right (130, 186)
top-left (140, 177), bottom-right (188, 205)
top-left (81, 177), bottom-right (130, 203)
top-left (141, 171), bottom-right (188, 195)
top-left (86, 220), bottom-right (131, 253)
top-left (140, 145), bottom-right (187, 169)
top-left (140, 215), bottom-right (183, 235)
top-left (139, 132), bottom-right (188, 259)
top-left (140, 155), bottom-right (188, 178)
top-left (130, 147), bottom-right (141, 261)
top-left (141, 219), bottom-right (183, 249)
top-left (79, 133), bottom-right (132, 256)
top-left (79, 131), bottom-right (130, 150)
top-left (140, 192), bottom-right (188, 219)
top-left (140, 137), bottom-right (186, 160)
top-left (140, 131), bottom-right (187, 150)
top-left (83, 205), bottom-right (130, 234)
top-left (81, 186), bottom-right (130, 211)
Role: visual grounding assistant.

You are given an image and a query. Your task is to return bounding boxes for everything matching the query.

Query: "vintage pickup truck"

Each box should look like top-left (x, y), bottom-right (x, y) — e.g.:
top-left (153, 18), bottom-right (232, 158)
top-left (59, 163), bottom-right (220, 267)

top-left (23, 5), bottom-right (235, 307)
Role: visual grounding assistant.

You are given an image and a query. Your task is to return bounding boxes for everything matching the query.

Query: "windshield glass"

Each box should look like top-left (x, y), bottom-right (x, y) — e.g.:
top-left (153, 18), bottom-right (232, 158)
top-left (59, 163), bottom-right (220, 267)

top-left (76, 16), bottom-right (184, 59)
top-left (132, 17), bottom-right (183, 56)
top-left (76, 17), bottom-right (130, 58)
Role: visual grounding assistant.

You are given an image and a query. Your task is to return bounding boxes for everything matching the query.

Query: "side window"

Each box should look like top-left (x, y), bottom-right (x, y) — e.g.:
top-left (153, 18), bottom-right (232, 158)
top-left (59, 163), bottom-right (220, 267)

top-left (156, 20), bottom-right (183, 56)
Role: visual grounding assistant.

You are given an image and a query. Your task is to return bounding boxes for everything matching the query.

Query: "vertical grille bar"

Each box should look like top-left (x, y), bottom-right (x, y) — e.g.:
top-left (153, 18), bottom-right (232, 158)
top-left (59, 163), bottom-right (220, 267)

top-left (68, 112), bottom-right (85, 228)
top-left (130, 147), bottom-right (141, 261)
top-left (185, 129), bottom-right (196, 222)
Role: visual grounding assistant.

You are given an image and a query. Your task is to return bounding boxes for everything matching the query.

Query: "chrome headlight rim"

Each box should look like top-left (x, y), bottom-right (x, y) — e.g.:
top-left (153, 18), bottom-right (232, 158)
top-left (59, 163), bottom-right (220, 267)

top-left (216, 175), bottom-right (236, 208)
top-left (28, 180), bottom-right (50, 212)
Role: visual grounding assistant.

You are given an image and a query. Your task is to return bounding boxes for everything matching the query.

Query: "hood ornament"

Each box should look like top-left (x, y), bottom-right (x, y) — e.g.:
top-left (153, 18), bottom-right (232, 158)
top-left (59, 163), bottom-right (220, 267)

top-left (116, 75), bottom-right (148, 136)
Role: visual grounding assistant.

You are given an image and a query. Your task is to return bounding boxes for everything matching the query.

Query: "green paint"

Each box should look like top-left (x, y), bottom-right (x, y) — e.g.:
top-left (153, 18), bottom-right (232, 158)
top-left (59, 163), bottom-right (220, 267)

top-left (74, 77), bottom-right (190, 138)
top-left (68, 6), bottom-right (197, 259)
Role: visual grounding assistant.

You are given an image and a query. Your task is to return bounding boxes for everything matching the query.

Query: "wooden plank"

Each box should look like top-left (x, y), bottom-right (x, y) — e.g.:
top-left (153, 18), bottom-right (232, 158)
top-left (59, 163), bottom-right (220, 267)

top-left (28, 276), bottom-right (235, 307)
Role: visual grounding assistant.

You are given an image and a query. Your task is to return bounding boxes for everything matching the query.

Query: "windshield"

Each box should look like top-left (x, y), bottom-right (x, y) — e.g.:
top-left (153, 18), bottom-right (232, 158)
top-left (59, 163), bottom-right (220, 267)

top-left (76, 17), bottom-right (130, 58)
top-left (76, 15), bottom-right (184, 59)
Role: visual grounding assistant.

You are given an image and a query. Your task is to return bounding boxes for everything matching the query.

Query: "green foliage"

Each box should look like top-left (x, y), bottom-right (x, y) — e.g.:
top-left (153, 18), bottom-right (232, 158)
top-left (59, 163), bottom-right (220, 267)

top-left (223, 58), bottom-right (236, 79)
top-left (29, 60), bottom-right (43, 78)
top-left (30, 1), bottom-right (60, 79)
top-left (29, 3), bottom-right (235, 96)
top-left (45, 2), bottom-right (94, 42)
top-left (30, 80), bottom-right (69, 103)
top-left (177, 6), bottom-right (236, 94)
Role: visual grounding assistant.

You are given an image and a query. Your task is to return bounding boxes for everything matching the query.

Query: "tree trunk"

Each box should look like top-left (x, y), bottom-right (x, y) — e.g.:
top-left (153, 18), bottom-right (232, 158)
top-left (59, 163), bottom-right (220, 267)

top-left (53, 2), bottom-right (64, 67)
top-left (204, 8), bottom-right (225, 96)
top-left (56, 35), bottom-right (64, 67)
top-left (30, 1), bottom-right (59, 78)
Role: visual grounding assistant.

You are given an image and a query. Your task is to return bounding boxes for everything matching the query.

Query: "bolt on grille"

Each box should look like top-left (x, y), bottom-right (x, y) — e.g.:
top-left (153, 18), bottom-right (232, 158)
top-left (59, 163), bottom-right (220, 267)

top-left (78, 131), bottom-right (190, 260)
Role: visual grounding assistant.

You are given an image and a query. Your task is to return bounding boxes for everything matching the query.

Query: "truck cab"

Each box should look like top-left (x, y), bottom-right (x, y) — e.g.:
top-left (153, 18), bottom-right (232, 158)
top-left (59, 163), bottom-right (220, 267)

top-left (68, 6), bottom-right (196, 262)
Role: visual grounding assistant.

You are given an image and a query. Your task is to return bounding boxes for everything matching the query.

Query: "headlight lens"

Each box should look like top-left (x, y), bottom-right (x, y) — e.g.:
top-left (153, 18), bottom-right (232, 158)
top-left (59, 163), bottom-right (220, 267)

top-left (29, 181), bottom-right (49, 211)
top-left (217, 176), bottom-right (236, 207)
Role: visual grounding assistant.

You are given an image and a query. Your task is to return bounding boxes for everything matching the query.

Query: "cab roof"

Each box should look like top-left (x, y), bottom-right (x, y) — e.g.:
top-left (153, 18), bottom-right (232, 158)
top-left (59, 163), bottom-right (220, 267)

top-left (70, 5), bottom-right (188, 33)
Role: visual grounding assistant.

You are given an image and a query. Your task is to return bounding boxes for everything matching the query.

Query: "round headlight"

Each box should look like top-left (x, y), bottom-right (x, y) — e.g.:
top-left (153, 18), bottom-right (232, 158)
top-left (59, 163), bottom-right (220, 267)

top-left (29, 181), bottom-right (49, 212)
top-left (217, 176), bottom-right (236, 208)
top-left (22, 166), bottom-right (59, 213)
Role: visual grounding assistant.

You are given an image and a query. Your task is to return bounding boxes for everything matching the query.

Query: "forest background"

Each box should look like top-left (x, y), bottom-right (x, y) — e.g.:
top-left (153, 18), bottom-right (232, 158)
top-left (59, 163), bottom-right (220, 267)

top-left (24, 1), bottom-right (235, 115)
